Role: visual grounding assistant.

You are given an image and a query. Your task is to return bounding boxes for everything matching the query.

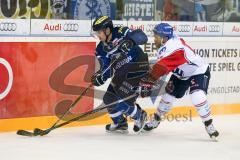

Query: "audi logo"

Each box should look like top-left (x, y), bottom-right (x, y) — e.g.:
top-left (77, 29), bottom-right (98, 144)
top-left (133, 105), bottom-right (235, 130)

top-left (0, 22), bottom-right (17, 31)
top-left (63, 23), bottom-right (79, 32)
top-left (146, 24), bottom-right (156, 32)
top-left (114, 24), bottom-right (124, 27)
top-left (177, 25), bottom-right (191, 32)
top-left (209, 25), bottom-right (220, 32)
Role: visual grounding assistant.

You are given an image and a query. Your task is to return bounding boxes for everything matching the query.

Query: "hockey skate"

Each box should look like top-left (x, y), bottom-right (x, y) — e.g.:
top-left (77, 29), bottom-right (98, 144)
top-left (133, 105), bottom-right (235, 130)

top-left (204, 119), bottom-right (219, 141)
top-left (143, 113), bottom-right (161, 131)
top-left (106, 117), bottom-right (128, 134)
top-left (133, 110), bottom-right (147, 133)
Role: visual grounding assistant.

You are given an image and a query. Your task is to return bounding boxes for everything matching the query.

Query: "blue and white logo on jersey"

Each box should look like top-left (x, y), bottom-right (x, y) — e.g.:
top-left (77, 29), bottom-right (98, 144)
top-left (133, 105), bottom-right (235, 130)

top-left (157, 46), bottom-right (166, 58)
top-left (74, 0), bottom-right (111, 20)
top-left (115, 56), bottom-right (132, 70)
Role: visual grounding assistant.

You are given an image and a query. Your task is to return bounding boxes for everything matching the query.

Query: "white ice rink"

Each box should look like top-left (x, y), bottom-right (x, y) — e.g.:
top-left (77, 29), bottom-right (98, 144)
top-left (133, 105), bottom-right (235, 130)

top-left (1, 115), bottom-right (239, 160)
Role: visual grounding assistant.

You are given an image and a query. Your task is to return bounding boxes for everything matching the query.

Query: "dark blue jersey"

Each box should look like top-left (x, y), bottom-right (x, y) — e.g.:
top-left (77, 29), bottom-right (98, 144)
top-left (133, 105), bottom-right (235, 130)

top-left (95, 26), bottom-right (148, 82)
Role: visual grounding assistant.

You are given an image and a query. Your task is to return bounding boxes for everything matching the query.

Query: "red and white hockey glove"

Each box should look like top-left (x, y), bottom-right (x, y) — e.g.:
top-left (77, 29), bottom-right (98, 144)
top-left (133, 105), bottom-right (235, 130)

top-left (138, 76), bottom-right (156, 98)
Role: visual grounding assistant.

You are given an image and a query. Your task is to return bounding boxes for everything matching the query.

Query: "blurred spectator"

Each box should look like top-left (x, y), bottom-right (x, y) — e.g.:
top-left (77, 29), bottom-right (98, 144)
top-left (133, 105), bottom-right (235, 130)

top-left (199, 0), bottom-right (225, 21)
top-left (172, 0), bottom-right (194, 21)
top-left (50, 0), bottom-right (69, 19)
top-left (116, 0), bottom-right (124, 20)
top-left (163, 0), bottom-right (179, 21)
top-left (195, 2), bottom-right (206, 21)
top-left (179, 8), bottom-right (192, 21)
top-left (199, 0), bottom-right (239, 21)
top-left (171, 0), bottom-right (238, 22)
top-left (0, 0), bottom-right (239, 21)
top-left (155, 0), bottom-right (165, 20)
top-left (223, 0), bottom-right (240, 21)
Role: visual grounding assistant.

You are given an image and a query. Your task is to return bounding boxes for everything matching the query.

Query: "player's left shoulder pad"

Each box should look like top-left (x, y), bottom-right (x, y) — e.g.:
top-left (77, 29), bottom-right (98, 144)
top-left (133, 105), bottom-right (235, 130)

top-left (118, 27), bottom-right (148, 45)
top-left (127, 29), bottom-right (148, 45)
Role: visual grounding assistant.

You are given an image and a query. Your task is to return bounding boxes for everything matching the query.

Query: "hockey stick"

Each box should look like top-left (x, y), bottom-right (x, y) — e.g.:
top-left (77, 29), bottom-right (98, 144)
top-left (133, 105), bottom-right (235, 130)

top-left (16, 76), bottom-right (167, 137)
top-left (17, 50), bottom-right (121, 137)
top-left (16, 83), bottom-right (92, 137)
top-left (17, 77), bottom-right (165, 137)
top-left (17, 93), bottom-right (138, 136)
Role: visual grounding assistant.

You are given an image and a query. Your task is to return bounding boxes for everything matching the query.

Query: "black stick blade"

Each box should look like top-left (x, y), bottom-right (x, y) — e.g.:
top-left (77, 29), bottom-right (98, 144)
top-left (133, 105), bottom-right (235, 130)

top-left (16, 130), bottom-right (35, 137)
top-left (33, 128), bottom-right (46, 136)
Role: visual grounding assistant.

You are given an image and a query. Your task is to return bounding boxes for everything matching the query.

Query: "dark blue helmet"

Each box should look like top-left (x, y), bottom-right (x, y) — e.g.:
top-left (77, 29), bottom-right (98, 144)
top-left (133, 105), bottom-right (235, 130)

top-left (92, 16), bottom-right (113, 31)
top-left (153, 23), bottom-right (173, 39)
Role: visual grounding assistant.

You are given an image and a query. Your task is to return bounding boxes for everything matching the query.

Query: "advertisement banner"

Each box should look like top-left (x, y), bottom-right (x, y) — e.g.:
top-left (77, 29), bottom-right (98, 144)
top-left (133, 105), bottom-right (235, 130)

top-left (123, 0), bottom-right (155, 20)
top-left (0, 0), bottom-right (71, 19)
top-left (0, 42), bottom-right (95, 119)
top-left (128, 21), bottom-right (194, 37)
top-left (30, 19), bottom-right (92, 36)
top-left (192, 22), bottom-right (223, 36)
top-left (113, 20), bottom-right (128, 28)
top-left (127, 21), bottom-right (159, 37)
top-left (0, 0), bottom-right (51, 19)
top-left (223, 22), bottom-right (240, 36)
top-left (164, 21), bottom-right (194, 36)
top-left (0, 19), bottom-right (30, 35)
top-left (0, 19), bottom-right (239, 37)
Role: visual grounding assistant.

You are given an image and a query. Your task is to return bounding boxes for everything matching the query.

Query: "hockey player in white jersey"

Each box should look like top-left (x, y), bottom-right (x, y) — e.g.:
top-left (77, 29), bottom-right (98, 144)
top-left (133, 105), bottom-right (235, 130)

top-left (141, 23), bottom-right (219, 139)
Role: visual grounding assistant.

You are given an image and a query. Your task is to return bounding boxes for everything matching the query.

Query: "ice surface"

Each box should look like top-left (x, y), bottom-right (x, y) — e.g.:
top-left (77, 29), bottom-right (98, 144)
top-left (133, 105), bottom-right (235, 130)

top-left (0, 115), bottom-right (239, 160)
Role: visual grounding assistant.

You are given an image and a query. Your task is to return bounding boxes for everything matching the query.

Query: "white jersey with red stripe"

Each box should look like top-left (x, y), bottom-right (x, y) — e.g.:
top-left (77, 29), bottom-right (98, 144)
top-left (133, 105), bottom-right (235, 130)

top-left (155, 35), bottom-right (209, 80)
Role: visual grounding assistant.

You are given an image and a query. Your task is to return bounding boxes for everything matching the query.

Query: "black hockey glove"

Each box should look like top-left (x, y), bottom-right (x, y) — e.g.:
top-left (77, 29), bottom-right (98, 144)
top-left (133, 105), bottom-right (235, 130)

top-left (118, 39), bottom-right (134, 53)
top-left (91, 73), bottom-right (105, 86)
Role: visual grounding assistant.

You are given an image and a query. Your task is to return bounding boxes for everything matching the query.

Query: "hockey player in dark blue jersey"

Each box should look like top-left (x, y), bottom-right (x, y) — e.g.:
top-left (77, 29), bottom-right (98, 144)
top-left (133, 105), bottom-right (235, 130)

top-left (91, 15), bottom-right (149, 133)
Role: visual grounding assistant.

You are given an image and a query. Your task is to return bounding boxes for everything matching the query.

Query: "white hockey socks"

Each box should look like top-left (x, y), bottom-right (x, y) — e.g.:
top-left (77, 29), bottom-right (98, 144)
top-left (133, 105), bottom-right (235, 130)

top-left (190, 90), bottom-right (212, 122)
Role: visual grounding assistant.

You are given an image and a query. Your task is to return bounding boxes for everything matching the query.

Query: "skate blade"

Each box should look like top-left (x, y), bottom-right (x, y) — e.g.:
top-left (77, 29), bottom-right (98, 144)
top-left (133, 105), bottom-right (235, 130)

top-left (210, 136), bottom-right (218, 142)
top-left (106, 130), bottom-right (129, 134)
top-left (141, 128), bottom-right (154, 133)
top-left (135, 119), bottom-right (148, 135)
